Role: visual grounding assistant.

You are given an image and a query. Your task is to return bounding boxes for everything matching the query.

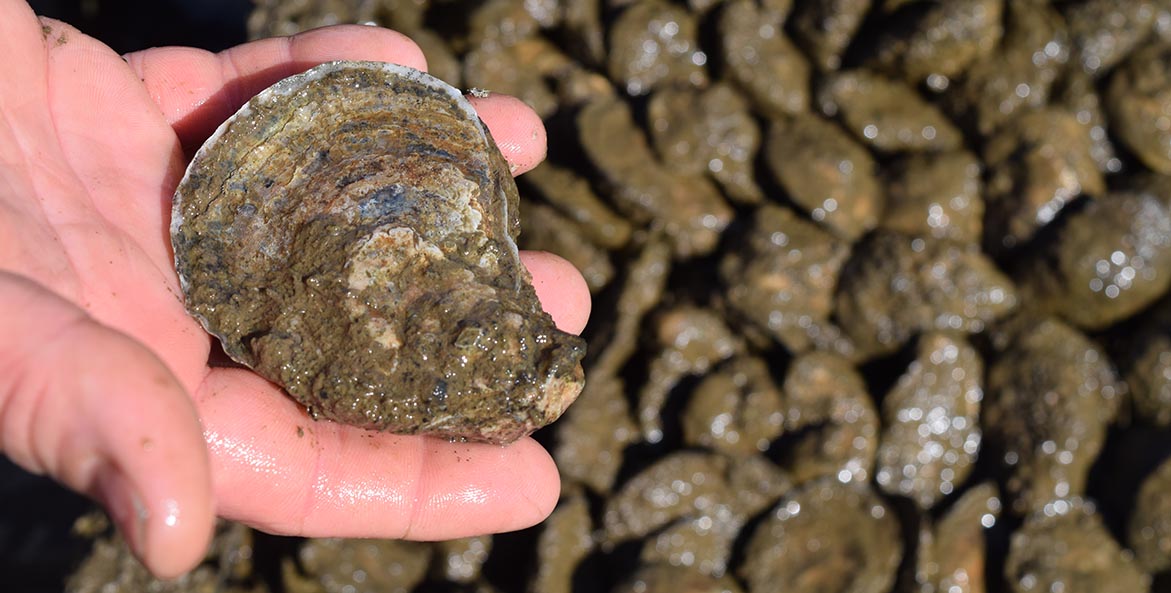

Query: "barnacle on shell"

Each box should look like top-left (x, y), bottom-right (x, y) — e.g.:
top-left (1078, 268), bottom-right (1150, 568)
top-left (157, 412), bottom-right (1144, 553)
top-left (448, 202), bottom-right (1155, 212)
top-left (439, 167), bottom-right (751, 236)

top-left (172, 61), bottom-right (586, 444)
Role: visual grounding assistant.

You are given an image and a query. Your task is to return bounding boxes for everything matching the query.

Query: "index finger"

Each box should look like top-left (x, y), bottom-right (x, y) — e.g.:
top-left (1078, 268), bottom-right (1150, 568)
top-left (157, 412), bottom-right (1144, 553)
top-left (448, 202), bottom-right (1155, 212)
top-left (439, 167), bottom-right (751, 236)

top-left (125, 25), bottom-right (428, 154)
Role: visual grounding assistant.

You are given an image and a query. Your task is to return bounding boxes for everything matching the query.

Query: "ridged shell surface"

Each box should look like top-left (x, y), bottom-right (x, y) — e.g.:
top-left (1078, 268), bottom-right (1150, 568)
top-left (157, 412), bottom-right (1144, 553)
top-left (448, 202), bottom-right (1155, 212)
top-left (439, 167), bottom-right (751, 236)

top-left (172, 60), bottom-right (586, 444)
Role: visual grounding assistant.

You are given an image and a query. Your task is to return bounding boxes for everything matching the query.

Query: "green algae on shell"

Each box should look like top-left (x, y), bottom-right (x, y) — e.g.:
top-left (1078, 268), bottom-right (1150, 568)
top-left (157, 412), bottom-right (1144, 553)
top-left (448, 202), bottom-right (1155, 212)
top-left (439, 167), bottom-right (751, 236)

top-left (172, 61), bottom-right (585, 444)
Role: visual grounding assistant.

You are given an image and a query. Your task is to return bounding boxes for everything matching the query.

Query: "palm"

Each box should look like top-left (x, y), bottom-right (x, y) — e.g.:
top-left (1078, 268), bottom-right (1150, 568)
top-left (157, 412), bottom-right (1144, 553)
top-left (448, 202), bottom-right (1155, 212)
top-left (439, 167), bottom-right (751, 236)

top-left (8, 35), bottom-right (211, 394)
top-left (1, 4), bottom-right (586, 577)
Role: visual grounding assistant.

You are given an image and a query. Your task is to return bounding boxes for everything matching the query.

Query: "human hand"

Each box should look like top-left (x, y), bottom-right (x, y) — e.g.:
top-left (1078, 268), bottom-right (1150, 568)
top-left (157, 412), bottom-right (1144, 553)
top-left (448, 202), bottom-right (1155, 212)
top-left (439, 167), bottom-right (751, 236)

top-left (0, 1), bottom-right (589, 579)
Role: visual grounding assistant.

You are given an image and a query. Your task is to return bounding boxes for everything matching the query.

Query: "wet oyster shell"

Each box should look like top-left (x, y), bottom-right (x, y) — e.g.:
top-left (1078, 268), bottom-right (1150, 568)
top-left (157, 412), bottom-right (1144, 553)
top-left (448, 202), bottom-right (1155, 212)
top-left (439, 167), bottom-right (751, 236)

top-left (920, 483), bottom-right (1002, 593)
top-left (789, 0), bottom-right (871, 71)
top-left (982, 108), bottom-right (1104, 253)
top-left (172, 61), bottom-right (586, 444)
top-left (1106, 41), bottom-right (1171, 174)
top-left (865, 0), bottom-right (1004, 85)
top-left (816, 69), bottom-right (963, 154)
top-left (719, 0), bottom-right (810, 117)
top-left (608, 0), bottom-right (707, 95)
top-left (291, 537), bottom-right (432, 593)
top-left (612, 564), bottom-right (743, 593)
top-left (983, 318), bottom-right (1121, 513)
top-left (1129, 454), bottom-right (1171, 574)
top-left (1006, 499), bottom-right (1150, 593)
top-left (834, 232), bottom-right (1018, 359)
top-left (682, 356), bottom-right (785, 456)
top-left (1017, 190), bottom-right (1171, 330)
top-left (943, 1), bottom-right (1069, 137)
top-left (764, 114), bottom-right (883, 241)
top-left (531, 492), bottom-right (594, 593)
top-left (880, 150), bottom-right (984, 244)
top-left (780, 352), bottom-right (878, 485)
top-left (739, 479), bottom-right (902, 593)
top-left (875, 333), bottom-right (983, 509)
top-left (720, 204), bottom-right (852, 355)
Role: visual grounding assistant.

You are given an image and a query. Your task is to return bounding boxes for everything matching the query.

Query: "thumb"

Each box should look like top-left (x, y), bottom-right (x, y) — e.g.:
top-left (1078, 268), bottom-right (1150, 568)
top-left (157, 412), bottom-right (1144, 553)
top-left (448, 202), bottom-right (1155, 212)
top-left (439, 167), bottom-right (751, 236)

top-left (0, 272), bottom-right (213, 578)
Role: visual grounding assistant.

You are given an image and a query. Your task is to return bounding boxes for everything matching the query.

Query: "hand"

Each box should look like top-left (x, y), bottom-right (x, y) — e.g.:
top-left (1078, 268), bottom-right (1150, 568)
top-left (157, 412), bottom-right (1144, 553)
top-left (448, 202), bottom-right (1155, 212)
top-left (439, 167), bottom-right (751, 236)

top-left (0, 2), bottom-right (590, 578)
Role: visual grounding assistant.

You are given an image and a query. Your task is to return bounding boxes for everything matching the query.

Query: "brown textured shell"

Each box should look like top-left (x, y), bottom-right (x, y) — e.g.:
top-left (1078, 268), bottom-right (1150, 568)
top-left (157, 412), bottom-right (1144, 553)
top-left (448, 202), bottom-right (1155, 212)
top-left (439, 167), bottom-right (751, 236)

top-left (171, 60), bottom-right (585, 444)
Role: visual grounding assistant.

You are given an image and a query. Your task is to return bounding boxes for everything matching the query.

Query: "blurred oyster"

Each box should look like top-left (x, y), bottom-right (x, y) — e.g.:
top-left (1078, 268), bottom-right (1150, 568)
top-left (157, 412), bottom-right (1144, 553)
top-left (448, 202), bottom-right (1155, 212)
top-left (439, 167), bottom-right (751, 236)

top-left (682, 356), bottom-right (785, 456)
top-left (612, 564), bottom-right (744, 593)
top-left (720, 205), bottom-right (852, 356)
top-left (789, 0), bottom-right (871, 71)
top-left (880, 150), bottom-right (984, 244)
top-left (604, 452), bottom-right (791, 578)
top-left (865, 0), bottom-right (1004, 85)
top-left (764, 114), bottom-right (883, 241)
top-left (1129, 455), bottom-right (1171, 573)
top-left (780, 352), bottom-right (878, 485)
top-left (431, 536), bottom-right (492, 584)
top-left (1060, 0), bottom-right (1163, 77)
top-left (943, 1), bottom-right (1068, 136)
top-left (578, 95), bottom-right (732, 258)
top-left (289, 538), bottom-right (432, 593)
top-left (816, 69), bottom-right (963, 153)
top-left (739, 479), bottom-right (902, 593)
top-left (983, 318), bottom-right (1121, 513)
top-left (834, 232), bottom-right (1018, 359)
top-left (983, 108), bottom-right (1104, 253)
top-left (1106, 42), bottom-right (1171, 174)
top-left (608, 0), bottom-right (707, 95)
top-left (532, 492), bottom-right (594, 593)
top-left (1017, 190), bottom-right (1171, 330)
top-left (719, 0), bottom-right (810, 117)
top-left (912, 483), bottom-right (1002, 593)
top-left (1006, 499), bottom-right (1149, 593)
top-left (875, 333), bottom-right (983, 509)
top-left (172, 61), bottom-right (586, 444)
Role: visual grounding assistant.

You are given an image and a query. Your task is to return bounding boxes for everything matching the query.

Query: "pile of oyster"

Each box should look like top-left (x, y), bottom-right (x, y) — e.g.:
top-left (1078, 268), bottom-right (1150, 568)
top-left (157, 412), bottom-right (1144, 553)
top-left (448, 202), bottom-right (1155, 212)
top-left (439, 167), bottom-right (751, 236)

top-left (68, 0), bottom-right (1171, 592)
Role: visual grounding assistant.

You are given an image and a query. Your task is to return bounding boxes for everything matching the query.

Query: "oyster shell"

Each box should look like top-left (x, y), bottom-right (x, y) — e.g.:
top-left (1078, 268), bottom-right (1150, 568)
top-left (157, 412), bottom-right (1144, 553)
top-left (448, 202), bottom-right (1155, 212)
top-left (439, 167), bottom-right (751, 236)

top-left (172, 61), bottom-right (586, 444)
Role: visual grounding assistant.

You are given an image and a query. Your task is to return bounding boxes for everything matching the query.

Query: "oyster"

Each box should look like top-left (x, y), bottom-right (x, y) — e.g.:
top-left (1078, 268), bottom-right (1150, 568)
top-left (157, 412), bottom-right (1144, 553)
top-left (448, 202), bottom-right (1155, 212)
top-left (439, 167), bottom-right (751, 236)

top-left (1006, 499), bottom-right (1150, 593)
top-left (943, 0), bottom-right (1069, 137)
top-left (1106, 41), bottom-right (1171, 174)
top-left (739, 479), bottom-right (902, 593)
top-left (880, 150), bottom-right (984, 244)
top-left (1129, 454), bottom-right (1171, 574)
top-left (780, 352), bottom-right (878, 485)
top-left (982, 108), bottom-right (1104, 253)
top-left (612, 564), bottom-right (744, 593)
top-left (865, 0), bottom-right (1004, 85)
top-left (875, 333), bottom-right (984, 509)
top-left (720, 205), bottom-right (853, 355)
top-left (172, 61), bottom-right (586, 444)
top-left (914, 483), bottom-right (1002, 593)
top-left (289, 537), bottom-right (432, 593)
top-left (983, 318), bottom-right (1121, 513)
top-left (816, 69), bottom-right (963, 153)
top-left (764, 114), bottom-right (883, 241)
top-left (682, 356), bottom-right (785, 456)
top-left (789, 0), bottom-right (871, 71)
top-left (531, 492), bottom-right (594, 593)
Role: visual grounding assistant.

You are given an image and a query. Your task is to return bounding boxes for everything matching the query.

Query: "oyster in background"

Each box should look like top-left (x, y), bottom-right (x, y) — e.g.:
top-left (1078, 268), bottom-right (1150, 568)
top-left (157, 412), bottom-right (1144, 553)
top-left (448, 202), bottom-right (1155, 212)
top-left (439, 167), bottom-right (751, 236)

top-left (1106, 41), bottom-right (1171, 174)
top-left (1006, 499), bottom-right (1150, 593)
top-left (1129, 455), bottom-right (1171, 574)
top-left (172, 61), bottom-right (585, 444)
top-left (739, 479), bottom-right (902, 593)
top-left (983, 318), bottom-right (1122, 513)
top-left (910, 483), bottom-right (1002, 593)
top-left (1017, 190), bottom-right (1171, 330)
top-left (816, 69), bottom-right (963, 153)
top-left (875, 333), bottom-right (984, 509)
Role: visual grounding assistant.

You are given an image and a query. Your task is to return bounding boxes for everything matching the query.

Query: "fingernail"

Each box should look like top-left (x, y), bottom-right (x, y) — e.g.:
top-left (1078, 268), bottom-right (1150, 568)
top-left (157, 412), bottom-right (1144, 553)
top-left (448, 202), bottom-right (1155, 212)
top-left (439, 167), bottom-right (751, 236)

top-left (96, 468), bottom-right (149, 558)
